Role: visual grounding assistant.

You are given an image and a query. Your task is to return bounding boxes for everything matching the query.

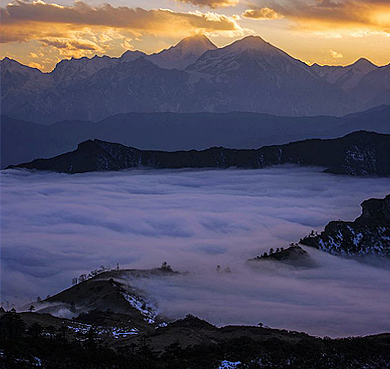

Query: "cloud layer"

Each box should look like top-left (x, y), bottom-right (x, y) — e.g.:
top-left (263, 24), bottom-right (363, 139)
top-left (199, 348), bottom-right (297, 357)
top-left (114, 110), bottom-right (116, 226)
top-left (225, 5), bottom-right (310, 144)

top-left (175, 0), bottom-right (239, 8)
top-left (1, 167), bottom-right (389, 337)
top-left (0, 0), bottom-right (241, 62)
top-left (245, 0), bottom-right (390, 32)
top-left (242, 8), bottom-right (283, 20)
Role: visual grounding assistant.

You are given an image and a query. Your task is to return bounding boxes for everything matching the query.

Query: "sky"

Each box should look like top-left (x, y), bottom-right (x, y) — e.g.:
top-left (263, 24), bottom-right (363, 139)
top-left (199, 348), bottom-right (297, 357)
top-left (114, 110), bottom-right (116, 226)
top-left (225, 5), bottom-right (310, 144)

top-left (1, 167), bottom-right (390, 337)
top-left (0, 0), bottom-right (389, 71)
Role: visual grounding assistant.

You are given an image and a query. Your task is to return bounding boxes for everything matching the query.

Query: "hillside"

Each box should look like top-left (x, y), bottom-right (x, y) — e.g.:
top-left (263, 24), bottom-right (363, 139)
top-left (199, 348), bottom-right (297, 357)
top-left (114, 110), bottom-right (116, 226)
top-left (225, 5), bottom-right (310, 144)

top-left (31, 265), bottom-right (179, 326)
top-left (247, 245), bottom-right (317, 268)
top-left (7, 131), bottom-right (390, 176)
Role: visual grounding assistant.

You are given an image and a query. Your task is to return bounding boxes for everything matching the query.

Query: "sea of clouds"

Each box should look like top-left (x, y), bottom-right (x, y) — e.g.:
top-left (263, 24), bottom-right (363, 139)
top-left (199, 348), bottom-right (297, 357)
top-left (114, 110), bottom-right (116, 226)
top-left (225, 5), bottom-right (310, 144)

top-left (1, 166), bottom-right (389, 337)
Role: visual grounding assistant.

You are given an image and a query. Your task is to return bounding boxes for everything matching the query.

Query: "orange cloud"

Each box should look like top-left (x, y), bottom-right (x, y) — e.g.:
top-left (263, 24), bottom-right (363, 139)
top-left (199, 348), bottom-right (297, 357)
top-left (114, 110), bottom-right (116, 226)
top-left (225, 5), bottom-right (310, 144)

top-left (245, 0), bottom-right (390, 32)
top-left (330, 49), bottom-right (343, 58)
top-left (242, 8), bottom-right (283, 20)
top-left (0, 1), bottom-right (243, 65)
top-left (175, 0), bottom-right (239, 8)
top-left (0, 1), bottom-right (241, 39)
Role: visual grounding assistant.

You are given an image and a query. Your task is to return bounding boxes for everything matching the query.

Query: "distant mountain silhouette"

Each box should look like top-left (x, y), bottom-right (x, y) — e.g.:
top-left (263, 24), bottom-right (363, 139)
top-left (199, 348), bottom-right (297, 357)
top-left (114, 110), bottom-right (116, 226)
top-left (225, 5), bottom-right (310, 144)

top-left (1, 35), bottom-right (388, 123)
top-left (2, 105), bottom-right (389, 169)
top-left (7, 131), bottom-right (390, 176)
top-left (0, 106), bottom-right (390, 168)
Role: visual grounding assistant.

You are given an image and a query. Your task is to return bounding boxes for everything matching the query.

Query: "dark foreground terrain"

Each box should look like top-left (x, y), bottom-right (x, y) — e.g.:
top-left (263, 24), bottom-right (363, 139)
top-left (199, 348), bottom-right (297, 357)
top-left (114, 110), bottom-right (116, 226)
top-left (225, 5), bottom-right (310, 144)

top-left (1, 259), bottom-right (390, 368)
top-left (1, 310), bottom-right (390, 369)
top-left (7, 131), bottom-right (390, 176)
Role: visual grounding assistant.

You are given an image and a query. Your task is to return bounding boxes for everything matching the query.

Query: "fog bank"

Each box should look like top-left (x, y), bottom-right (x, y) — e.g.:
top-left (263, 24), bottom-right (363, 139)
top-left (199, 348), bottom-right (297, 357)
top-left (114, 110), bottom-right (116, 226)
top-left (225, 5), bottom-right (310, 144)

top-left (1, 166), bottom-right (389, 337)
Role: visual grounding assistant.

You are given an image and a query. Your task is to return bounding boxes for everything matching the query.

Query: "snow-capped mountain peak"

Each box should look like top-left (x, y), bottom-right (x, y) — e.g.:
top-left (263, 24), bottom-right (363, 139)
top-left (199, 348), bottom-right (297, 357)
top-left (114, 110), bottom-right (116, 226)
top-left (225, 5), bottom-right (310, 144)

top-left (1, 57), bottom-right (42, 75)
top-left (120, 50), bottom-right (146, 63)
top-left (51, 55), bottom-right (118, 85)
top-left (1, 57), bottom-right (53, 94)
top-left (186, 34), bottom-right (306, 76)
top-left (349, 57), bottom-right (378, 72)
top-left (173, 34), bottom-right (217, 53)
top-left (226, 35), bottom-right (270, 52)
top-left (311, 57), bottom-right (378, 90)
top-left (147, 34), bottom-right (217, 70)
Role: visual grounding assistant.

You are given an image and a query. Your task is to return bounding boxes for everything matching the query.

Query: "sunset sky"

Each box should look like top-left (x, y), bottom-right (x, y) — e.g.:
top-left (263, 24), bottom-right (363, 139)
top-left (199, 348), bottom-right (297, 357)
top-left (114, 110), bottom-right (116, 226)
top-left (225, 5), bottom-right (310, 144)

top-left (1, 0), bottom-right (389, 71)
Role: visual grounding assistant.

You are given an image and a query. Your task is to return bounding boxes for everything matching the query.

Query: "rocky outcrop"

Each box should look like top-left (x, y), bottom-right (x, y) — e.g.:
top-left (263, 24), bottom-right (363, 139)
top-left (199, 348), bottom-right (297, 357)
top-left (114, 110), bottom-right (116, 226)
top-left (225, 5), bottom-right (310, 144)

top-left (300, 195), bottom-right (390, 257)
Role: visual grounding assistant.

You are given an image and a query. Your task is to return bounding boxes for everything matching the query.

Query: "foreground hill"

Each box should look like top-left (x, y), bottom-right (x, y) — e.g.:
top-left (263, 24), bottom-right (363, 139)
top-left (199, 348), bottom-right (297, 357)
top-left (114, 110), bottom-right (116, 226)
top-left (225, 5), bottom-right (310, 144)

top-left (31, 264), bottom-right (179, 327)
top-left (7, 131), bottom-right (390, 176)
top-left (1, 35), bottom-right (388, 123)
top-left (2, 105), bottom-right (389, 169)
top-left (300, 194), bottom-right (390, 258)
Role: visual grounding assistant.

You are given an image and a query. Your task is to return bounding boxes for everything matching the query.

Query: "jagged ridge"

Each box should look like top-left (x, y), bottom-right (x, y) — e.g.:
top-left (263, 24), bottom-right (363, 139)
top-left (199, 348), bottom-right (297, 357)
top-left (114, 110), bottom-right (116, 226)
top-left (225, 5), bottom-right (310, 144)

top-left (7, 131), bottom-right (390, 176)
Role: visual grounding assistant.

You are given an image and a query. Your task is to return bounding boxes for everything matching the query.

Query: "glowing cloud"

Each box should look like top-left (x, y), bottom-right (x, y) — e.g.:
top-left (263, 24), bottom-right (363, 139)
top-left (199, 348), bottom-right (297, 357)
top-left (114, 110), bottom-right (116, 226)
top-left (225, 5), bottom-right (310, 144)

top-left (0, 1), bottom-right (240, 40)
top-left (246, 0), bottom-right (390, 33)
top-left (175, 0), bottom-right (239, 8)
top-left (242, 8), bottom-right (284, 20)
top-left (0, 1), bottom-right (242, 68)
top-left (330, 49), bottom-right (343, 58)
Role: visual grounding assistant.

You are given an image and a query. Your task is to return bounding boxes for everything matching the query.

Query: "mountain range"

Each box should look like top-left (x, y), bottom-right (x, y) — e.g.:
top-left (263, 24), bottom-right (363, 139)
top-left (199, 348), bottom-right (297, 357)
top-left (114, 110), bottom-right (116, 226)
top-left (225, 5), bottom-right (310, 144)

top-left (8, 131), bottom-right (390, 176)
top-left (1, 34), bottom-right (389, 123)
top-left (2, 105), bottom-right (389, 169)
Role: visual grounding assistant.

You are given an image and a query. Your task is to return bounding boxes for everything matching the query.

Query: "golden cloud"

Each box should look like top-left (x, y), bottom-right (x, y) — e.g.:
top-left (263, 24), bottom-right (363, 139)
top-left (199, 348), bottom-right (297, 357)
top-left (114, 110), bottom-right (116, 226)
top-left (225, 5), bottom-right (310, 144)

top-left (245, 0), bottom-right (390, 32)
top-left (0, 1), bottom-right (242, 44)
top-left (330, 49), bottom-right (343, 58)
top-left (0, 0), bottom-right (239, 30)
top-left (0, 0), bottom-right (244, 67)
top-left (242, 8), bottom-right (283, 20)
top-left (175, 0), bottom-right (239, 8)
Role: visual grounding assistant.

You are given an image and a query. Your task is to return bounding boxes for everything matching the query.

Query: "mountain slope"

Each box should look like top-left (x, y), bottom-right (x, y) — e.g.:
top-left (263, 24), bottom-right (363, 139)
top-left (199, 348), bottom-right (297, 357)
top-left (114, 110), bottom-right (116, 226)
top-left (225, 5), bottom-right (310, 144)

top-left (0, 58), bottom-right (53, 116)
top-left (185, 36), bottom-right (347, 116)
top-left (20, 58), bottom-right (191, 122)
top-left (350, 64), bottom-right (390, 111)
top-left (300, 195), bottom-right (390, 257)
top-left (34, 265), bottom-right (179, 325)
top-left (7, 131), bottom-right (390, 176)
